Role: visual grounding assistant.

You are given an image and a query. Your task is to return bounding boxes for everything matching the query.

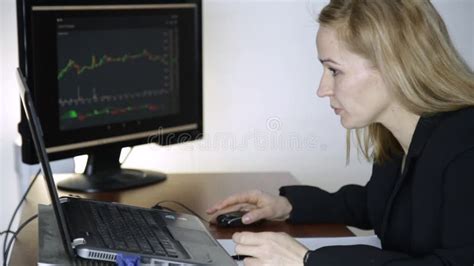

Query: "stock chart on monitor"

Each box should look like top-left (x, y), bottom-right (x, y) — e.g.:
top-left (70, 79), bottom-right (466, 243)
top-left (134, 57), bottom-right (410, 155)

top-left (56, 15), bottom-right (180, 131)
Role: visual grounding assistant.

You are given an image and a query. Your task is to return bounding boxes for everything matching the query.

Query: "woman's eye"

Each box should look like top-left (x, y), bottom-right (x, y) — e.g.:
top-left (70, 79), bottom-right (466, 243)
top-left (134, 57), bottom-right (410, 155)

top-left (328, 67), bottom-right (339, 77)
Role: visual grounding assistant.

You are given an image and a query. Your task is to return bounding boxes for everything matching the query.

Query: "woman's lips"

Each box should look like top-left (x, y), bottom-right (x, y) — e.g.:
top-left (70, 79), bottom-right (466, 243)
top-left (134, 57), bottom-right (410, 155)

top-left (332, 107), bottom-right (343, 115)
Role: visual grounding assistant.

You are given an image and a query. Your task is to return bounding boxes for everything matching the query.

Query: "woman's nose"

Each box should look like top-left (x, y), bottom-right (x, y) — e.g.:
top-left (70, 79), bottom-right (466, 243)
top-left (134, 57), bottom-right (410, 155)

top-left (317, 76), bottom-right (333, 98)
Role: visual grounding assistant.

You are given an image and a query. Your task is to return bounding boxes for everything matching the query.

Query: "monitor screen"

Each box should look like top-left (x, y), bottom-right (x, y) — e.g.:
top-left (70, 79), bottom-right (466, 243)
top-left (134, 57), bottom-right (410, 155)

top-left (18, 0), bottom-right (202, 192)
top-left (57, 15), bottom-right (181, 131)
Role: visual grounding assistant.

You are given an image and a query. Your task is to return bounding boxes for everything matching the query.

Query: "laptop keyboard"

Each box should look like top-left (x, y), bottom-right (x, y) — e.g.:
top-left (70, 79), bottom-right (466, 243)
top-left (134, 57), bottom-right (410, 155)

top-left (86, 202), bottom-right (181, 258)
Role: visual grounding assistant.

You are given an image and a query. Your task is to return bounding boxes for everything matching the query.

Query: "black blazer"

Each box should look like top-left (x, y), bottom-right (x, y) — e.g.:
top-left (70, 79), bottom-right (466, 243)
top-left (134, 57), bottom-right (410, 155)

top-left (280, 107), bottom-right (474, 266)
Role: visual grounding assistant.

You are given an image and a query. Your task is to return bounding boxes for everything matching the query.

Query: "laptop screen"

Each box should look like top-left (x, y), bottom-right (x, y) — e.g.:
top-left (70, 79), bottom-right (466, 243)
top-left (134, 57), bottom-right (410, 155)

top-left (17, 68), bottom-right (75, 257)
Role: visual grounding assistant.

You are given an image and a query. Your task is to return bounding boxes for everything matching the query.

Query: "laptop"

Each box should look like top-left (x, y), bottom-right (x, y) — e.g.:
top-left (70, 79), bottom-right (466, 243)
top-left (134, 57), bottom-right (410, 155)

top-left (17, 68), bottom-right (236, 266)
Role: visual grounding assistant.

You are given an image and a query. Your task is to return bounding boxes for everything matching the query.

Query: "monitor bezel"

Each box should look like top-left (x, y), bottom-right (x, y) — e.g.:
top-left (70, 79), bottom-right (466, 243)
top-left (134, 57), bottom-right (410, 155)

top-left (18, 0), bottom-right (203, 164)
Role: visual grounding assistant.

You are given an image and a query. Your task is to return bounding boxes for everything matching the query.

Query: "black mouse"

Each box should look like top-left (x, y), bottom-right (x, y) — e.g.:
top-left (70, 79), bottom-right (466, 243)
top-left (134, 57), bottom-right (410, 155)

top-left (216, 211), bottom-right (247, 227)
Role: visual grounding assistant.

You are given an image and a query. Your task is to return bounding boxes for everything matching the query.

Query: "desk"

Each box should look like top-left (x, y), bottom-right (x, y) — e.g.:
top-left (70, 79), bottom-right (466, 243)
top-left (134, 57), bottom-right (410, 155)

top-left (9, 172), bottom-right (353, 265)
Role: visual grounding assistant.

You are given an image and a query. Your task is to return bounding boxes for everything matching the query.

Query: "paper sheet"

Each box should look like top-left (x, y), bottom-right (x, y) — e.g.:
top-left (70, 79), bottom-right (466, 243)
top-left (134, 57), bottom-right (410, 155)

top-left (218, 235), bottom-right (381, 265)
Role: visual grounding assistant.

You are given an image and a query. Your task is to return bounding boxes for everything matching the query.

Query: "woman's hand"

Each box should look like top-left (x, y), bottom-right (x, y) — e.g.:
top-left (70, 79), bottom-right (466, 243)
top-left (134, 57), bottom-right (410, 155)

top-left (233, 232), bottom-right (308, 266)
top-left (206, 190), bottom-right (293, 224)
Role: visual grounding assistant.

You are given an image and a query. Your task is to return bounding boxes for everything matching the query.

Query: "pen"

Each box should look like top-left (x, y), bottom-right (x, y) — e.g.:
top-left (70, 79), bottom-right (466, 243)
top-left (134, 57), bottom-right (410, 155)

top-left (231, 255), bottom-right (253, 260)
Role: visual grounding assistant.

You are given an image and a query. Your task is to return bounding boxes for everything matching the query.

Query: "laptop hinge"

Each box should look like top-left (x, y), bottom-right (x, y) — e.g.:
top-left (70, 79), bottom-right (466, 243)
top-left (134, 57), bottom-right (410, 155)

top-left (59, 197), bottom-right (70, 204)
top-left (71, 238), bottom-right (86, 249)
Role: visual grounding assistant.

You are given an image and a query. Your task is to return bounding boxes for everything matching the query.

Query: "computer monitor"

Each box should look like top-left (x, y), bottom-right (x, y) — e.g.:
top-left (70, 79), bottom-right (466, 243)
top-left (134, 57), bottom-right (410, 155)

top-left (17, 0), bottom-right (203, 192)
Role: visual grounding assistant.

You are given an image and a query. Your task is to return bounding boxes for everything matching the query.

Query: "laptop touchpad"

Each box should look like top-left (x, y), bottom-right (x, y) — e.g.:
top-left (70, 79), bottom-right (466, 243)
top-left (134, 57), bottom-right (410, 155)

top-left (168, 227), bottom-right (216, 246)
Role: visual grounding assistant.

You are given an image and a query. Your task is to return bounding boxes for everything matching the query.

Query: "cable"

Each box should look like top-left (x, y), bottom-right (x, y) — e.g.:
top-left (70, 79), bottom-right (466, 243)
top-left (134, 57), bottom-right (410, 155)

top-left (2, 169), bottom-right (40, 260)
top-left (0, 231), bottom-right (15, 236)
top-left (153, 200), bottom-right (210, 224)
top-left (2, 168), bottom-right (40, 265)
top-left (3, 214), bottom-right (38, 266)
top-left (151, 205), bottom-right (175, 213)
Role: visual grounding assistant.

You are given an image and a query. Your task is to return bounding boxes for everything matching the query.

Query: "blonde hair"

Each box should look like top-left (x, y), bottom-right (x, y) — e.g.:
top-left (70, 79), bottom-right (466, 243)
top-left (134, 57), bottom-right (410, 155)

top-left (318, 0), bottom-right (474, 164)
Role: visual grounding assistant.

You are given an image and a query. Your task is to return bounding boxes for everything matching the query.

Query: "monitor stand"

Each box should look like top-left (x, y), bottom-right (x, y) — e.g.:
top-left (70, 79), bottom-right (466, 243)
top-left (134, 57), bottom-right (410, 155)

top-left (56, 147), bottom-right (166, 193)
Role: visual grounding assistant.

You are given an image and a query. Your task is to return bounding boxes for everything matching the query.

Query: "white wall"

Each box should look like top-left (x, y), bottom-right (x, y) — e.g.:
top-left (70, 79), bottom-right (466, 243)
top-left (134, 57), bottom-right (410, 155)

top-left (1, 0), bottom-right (473, 263)
top-left (1, 0), bottom-right (21, 262)
top-left (126, 0), bottom-right (363, 190)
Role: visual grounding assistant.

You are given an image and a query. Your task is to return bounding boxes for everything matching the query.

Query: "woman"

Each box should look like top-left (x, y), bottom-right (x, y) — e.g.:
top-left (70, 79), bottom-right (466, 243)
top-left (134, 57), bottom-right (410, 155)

top-left (207, 0), bottom-right (474, 265)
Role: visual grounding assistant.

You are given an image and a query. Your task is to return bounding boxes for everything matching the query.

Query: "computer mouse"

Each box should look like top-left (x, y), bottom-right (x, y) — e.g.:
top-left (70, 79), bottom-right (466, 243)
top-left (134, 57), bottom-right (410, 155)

top-left (216, 211), bottom-right (247, 227)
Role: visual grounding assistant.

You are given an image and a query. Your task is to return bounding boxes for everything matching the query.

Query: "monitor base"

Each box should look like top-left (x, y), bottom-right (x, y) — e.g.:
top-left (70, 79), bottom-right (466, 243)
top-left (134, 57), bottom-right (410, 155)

top-left (57, 169), bottom-right (166, 193)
